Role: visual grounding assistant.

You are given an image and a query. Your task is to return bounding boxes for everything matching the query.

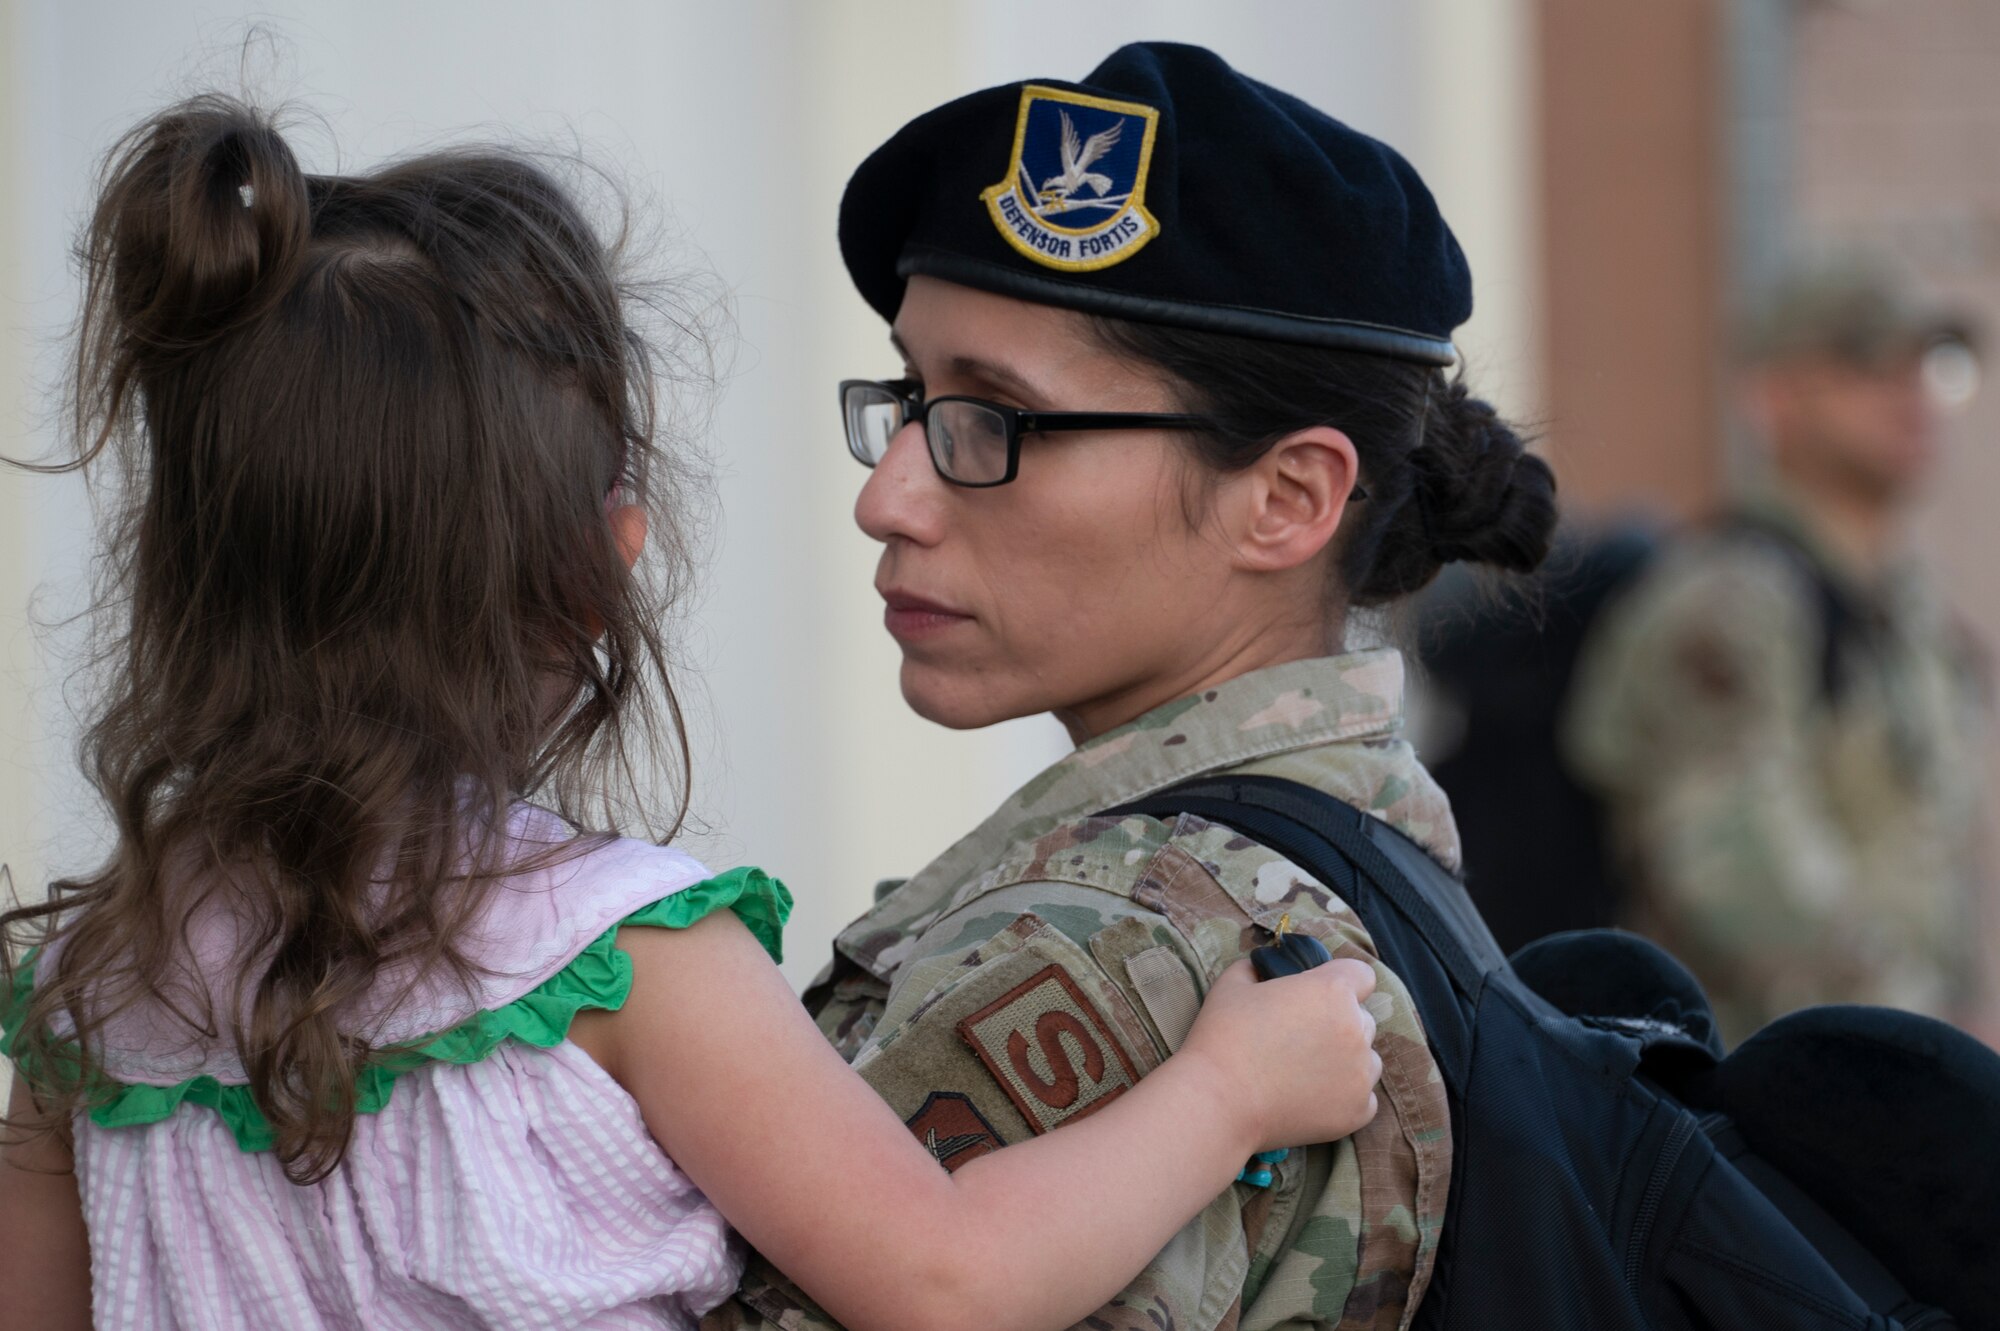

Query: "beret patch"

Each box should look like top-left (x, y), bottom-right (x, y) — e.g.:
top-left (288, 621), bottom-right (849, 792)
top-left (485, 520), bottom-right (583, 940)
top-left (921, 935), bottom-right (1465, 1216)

top-left (980, 85), bottom-right (1162, 273)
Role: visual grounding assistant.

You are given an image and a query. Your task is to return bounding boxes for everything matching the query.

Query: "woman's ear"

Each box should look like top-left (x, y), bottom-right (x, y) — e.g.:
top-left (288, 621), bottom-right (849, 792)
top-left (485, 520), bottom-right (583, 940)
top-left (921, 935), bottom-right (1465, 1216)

top-left (1228, 426), bottom-right (1360, 572)
top-left (609, 503), bottom-right (649, 572)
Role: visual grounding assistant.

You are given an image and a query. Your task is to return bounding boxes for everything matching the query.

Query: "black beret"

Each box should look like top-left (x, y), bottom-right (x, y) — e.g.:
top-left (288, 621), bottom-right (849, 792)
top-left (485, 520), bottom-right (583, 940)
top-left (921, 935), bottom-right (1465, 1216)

top-left (839, 41), bottom-right (1470, 365)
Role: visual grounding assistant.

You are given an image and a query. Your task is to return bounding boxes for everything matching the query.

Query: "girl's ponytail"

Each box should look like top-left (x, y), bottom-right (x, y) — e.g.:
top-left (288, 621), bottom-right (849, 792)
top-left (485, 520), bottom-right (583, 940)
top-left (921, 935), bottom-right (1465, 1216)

top-left (67, 97), bottom-right (311, 469)
top-left (92, 96), bottom-right (308, 350)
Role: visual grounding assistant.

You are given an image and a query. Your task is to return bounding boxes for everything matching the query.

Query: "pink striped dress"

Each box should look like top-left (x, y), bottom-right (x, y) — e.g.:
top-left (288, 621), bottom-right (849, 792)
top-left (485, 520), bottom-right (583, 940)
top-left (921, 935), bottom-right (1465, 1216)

top-left (6, 805), bottom-right (791, 1330)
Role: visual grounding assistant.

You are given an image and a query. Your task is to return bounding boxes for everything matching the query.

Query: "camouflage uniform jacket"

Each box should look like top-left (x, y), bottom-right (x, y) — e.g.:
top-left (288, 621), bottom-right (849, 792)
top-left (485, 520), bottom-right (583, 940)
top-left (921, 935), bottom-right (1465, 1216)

top-left (1563, 488), bottom-right (1992, 1042)
top-left (704, 650), bottom-right (1455, 1331)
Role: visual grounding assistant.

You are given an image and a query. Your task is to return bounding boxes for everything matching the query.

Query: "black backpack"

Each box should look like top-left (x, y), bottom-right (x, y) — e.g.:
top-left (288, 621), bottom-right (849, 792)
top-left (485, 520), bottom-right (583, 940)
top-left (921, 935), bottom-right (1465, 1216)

top-left (1109, 775), bottom-right (2000, 1331)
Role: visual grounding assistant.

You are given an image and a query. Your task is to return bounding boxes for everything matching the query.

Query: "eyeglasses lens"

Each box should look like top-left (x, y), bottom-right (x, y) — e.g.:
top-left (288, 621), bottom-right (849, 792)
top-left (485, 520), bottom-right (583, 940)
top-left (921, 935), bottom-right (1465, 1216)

top-left (929, 400), bottom-right (1010, 485)
top-left (843, 384), bottom-right (904, 467)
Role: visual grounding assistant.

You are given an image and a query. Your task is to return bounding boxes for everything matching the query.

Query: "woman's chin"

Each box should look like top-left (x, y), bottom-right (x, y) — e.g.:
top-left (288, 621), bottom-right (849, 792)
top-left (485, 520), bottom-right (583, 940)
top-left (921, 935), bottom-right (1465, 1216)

top-left (898, 662), bottom-right (1036, 732)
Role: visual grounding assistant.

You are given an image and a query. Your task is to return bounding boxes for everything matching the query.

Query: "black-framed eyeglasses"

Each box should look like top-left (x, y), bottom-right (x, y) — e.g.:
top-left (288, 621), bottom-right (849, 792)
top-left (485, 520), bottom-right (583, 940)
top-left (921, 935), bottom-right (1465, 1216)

top-left (839, 378), bottom-right (1215, 488)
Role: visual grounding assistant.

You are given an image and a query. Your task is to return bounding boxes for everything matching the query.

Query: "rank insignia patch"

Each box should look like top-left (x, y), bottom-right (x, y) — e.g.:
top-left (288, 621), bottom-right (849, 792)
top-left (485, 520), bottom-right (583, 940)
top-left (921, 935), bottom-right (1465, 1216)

top-left (981, 85), bottom-right (1161, 273)
top-left (905, 1091), bottom-right (1005, 1172)
top-left (956, 963), bottom-right (1142, 1135)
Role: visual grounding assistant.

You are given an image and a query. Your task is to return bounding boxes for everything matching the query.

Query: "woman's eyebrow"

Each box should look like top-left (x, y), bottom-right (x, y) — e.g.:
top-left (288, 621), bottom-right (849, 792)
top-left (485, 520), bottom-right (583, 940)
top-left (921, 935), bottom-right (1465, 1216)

top-left (947, 355), bottom-right (1051, 406)
top-left (888, 331), bottom-right (1052, 404)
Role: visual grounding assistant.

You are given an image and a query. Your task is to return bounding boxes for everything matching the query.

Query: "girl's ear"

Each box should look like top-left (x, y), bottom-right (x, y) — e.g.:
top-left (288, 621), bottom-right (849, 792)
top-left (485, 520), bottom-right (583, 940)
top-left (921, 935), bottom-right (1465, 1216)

top-left (1229, 425), bottom-right (1360, 573)
top-left (609, 503), bottom-right (648, 571)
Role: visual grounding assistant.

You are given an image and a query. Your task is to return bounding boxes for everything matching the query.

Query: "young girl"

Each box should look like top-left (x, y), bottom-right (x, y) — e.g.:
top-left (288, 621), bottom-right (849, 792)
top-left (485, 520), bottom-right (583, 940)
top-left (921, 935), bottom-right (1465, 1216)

top-left (0, 99), bottom-right (1384, 1331)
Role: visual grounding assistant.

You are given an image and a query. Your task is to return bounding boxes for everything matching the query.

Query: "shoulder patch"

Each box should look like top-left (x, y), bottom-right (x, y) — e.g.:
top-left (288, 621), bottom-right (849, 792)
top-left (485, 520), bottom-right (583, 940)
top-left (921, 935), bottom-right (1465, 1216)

top-left (905, 1091), bottom-right (1005, 1172)
top-left (956, 963), bottom-right (1142, 1134)
top-left (981, 85), bottom-right (1161, 272)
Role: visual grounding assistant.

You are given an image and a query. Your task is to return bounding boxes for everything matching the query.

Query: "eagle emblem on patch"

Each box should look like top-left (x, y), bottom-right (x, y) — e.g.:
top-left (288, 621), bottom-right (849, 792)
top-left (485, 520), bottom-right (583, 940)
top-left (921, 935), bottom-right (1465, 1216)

top-left (981, 85), bottom-right (1161, 273)
top-left (956, 964), bottom-right (1142, 1135)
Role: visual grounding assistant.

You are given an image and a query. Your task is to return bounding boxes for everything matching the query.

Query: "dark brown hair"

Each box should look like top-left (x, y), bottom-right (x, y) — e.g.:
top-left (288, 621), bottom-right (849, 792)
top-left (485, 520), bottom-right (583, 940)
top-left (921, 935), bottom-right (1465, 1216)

top-left (2, 96), bottom-right (700, 1183)
top-left (1090, 318), bottom-right (1557, 607)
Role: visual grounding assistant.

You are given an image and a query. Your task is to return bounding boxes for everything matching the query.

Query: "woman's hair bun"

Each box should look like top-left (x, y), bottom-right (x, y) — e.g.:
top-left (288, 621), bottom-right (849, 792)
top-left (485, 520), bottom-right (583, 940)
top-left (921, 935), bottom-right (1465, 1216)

top-left (1348, 373), bottom-right (1556, 605)
top-left (1413, 376), bottom-right (1557, 571)
top-left (89, 94), bottom-right (309, 351)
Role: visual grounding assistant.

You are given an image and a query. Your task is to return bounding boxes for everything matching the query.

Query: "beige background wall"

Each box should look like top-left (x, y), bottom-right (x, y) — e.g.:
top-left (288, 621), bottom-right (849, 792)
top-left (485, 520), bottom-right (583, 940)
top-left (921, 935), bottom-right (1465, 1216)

top-left (1536, 0), bottom-right (1724, 519)
top-left (0, 1), bottom-right (1539, 989)
top-left (0, 0), bottom-right (42, 935)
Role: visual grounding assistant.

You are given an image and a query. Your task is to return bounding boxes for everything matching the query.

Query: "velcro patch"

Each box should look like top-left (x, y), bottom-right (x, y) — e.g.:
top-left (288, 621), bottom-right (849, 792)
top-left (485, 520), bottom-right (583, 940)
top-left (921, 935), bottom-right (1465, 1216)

top-left (905, 1091), bottom-right (1005, 1173)
top-left (956, 963), bottom-right (1141, 1135)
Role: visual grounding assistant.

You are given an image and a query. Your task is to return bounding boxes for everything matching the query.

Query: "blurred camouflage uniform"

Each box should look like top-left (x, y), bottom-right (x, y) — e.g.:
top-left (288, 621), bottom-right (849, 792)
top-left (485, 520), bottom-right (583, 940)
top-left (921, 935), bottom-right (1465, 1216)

top-left (703, 651), bottom-right (1454, 1331)
top-left (1563, 487), bottom-right (1990, 1043)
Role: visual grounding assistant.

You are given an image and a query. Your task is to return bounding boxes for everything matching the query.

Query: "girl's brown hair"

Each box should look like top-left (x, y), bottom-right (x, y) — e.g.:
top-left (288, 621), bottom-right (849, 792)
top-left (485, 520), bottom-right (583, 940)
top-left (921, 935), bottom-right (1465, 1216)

top-left (2, 96), bottom-right (699, 1183)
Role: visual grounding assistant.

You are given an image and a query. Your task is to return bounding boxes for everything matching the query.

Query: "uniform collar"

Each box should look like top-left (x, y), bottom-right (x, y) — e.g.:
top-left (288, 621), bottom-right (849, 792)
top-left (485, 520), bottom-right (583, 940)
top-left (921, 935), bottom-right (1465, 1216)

top-left (836, 649), bottom-right (1412, 970)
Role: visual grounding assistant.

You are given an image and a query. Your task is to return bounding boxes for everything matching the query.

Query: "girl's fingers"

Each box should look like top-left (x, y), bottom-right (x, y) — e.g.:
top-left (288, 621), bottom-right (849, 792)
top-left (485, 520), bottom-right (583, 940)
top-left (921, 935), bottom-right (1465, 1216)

top-left (1326, 956), bottom-right (1377, 999)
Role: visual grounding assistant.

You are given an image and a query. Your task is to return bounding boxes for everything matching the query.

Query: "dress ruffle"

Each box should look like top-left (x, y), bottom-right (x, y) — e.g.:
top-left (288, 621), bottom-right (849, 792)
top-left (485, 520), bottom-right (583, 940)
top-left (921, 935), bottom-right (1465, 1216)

top-left (2, 867), bottom-right (791, 1152)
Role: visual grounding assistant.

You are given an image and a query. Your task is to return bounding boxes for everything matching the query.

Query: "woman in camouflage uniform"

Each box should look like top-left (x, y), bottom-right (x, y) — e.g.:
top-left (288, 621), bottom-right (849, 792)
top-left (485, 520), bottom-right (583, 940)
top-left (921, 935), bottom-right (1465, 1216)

top-left (709, 42), bottom-right (1557, 1331)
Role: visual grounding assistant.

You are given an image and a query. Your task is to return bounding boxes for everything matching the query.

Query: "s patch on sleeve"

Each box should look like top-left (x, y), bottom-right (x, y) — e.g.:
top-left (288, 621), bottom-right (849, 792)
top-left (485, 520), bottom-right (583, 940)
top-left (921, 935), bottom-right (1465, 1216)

top-left (956, 962), bottom-right (1142, 1135)
top-left (843, 911), bottom-right (1159, 1157)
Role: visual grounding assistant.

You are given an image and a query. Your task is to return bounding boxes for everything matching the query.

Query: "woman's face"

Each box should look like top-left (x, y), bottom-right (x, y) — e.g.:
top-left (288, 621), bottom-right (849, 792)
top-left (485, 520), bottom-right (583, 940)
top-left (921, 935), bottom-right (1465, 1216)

top-left (854, 276), bottom-right (1337, 739)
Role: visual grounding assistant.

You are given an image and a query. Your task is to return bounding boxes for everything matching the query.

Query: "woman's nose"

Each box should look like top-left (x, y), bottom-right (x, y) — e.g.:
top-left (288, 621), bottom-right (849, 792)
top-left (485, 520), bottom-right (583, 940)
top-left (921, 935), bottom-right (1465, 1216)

top-left (855, 418), bottom-right (946, 546)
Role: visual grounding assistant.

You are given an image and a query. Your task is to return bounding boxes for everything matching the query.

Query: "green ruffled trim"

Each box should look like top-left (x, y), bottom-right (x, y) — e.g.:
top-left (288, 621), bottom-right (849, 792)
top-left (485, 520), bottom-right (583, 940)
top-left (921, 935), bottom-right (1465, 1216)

top-left (1, 867), bottom-right (791, 1152)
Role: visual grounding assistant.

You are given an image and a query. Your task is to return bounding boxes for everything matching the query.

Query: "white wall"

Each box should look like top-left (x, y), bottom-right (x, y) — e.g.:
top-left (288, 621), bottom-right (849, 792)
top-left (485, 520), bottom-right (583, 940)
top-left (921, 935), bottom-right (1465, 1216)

top-left (0, 0), bottom-right (41, 943)
top-left (0, 0), bottom-right (1536, 989)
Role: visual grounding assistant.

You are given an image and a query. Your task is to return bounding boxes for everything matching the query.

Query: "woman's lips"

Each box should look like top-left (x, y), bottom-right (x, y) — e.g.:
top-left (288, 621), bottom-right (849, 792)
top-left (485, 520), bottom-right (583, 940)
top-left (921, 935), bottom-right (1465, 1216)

top-left (881, 592), bottom-right (973, 640)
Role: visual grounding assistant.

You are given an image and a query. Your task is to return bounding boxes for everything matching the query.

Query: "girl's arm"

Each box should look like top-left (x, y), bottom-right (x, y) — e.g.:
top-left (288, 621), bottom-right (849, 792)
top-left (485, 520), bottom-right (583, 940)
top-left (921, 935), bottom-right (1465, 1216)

top-left (570, 911), bottom-right (1380, 1331)
top-left (0, 1078), bottom-right (93, 1331)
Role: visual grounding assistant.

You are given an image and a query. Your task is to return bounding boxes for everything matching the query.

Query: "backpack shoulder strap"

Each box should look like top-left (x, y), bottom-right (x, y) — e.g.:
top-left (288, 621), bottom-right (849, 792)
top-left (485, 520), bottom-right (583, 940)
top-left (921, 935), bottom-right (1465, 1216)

top-left (1715, 510), bottom-right (1870, 706)
top-left (1106, 774), bottom-right (1507, 1080)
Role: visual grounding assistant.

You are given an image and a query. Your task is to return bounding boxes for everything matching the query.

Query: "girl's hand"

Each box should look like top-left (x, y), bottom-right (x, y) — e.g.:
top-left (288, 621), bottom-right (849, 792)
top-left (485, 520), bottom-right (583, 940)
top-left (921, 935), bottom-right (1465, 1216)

top-left (1177, 954), bottom-right (1383, 1154)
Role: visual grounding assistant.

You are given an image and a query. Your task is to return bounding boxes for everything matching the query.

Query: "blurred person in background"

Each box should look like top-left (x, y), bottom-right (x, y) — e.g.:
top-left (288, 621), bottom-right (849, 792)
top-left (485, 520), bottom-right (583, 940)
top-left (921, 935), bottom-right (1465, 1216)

top-left (1563, 257), bottom-right (1992, 1046)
